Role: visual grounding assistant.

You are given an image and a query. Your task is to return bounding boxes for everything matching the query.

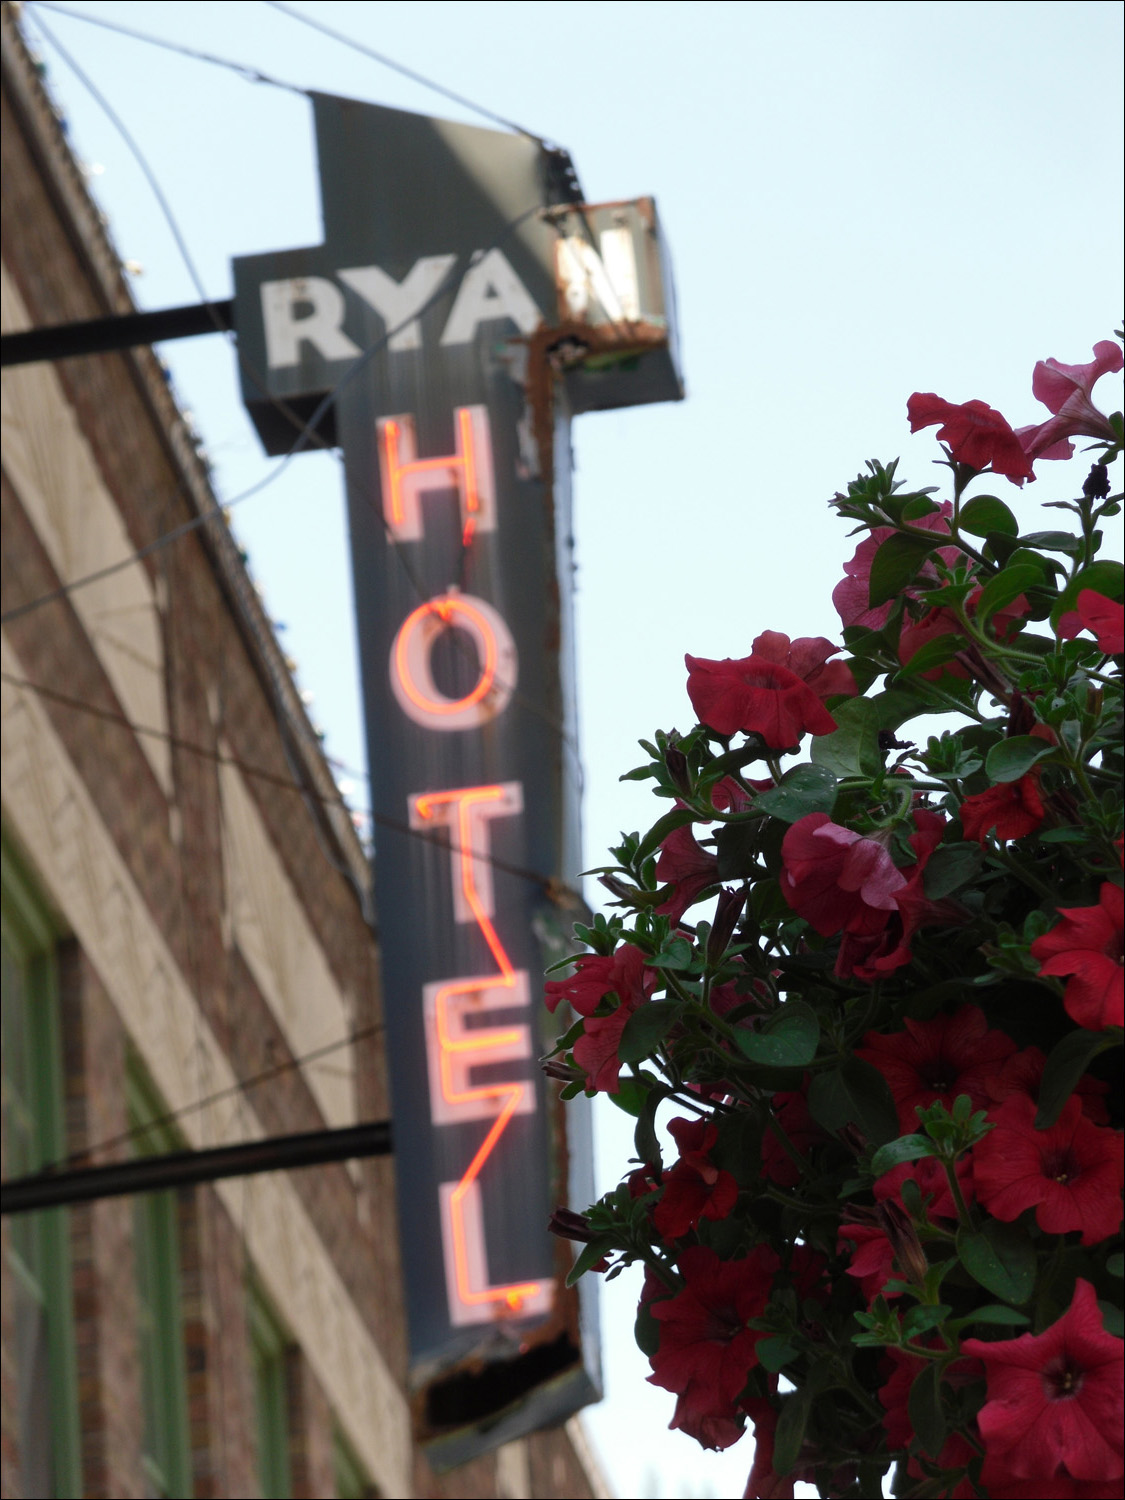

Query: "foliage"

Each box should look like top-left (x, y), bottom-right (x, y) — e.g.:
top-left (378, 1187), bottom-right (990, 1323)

top-left (546, 340), bottom-right (1125, 1498)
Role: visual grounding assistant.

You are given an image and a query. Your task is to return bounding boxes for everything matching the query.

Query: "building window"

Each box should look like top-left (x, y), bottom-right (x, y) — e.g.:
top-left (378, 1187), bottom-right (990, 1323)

top-left (127, 1069), bottom-right (192, 1500)
top-left (1, 835), bottom-right (82, 1498)
top-left (248, 1282), bottom-right (292, 1499)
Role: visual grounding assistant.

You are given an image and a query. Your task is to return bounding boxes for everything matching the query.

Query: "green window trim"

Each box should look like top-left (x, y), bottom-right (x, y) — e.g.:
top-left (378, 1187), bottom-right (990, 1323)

top-left (248, 1280), bottom-right (293, 1500)
top-left (1, 832), bottom-right (82, 1499)
top-left (333, 1425), bottom-right (375, 1500)
top-left (127, 1065), bottom-right (193, 1500)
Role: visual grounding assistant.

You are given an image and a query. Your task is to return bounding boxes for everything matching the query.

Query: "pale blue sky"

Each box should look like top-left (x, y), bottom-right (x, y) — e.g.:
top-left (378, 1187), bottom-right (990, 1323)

top-left (20, 3), bottom-right (1123, 1495)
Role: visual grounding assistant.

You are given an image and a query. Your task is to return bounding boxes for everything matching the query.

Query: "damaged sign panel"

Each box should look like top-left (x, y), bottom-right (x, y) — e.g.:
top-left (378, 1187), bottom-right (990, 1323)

top-left (232, 92), bottom-right (682, 1465)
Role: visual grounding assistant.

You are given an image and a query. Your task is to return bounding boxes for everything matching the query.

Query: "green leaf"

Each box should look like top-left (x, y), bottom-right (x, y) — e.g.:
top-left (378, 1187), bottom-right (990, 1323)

top-left (908, 1362), bottom-right (947, 1459)
top-left (896, 632), bottom-right (965, 679)
top-left (634, 1297), bottom-right (661, 1356)
top-left (960, 494), bottom-right (1019, 538)
top-left (1019, 529), bottom-right (1085, 557)
top-left (869, 689), bottom-right (925, 729)
top-left (618, 1001), bottom-right (682, 1064)
top-left (902, 1305), bottom-right (952, 1339)
top-left (635, 806), bottom-right (698, 865)
top-left (754, 764), bottom-right (838, 824)
top-left (869, 1135), bottom-right (936, 1176)
top-left (975, 564), bottom-right (1042, 625)
top-left (735, 1001), bottom-right (820, 1069)
top-left (772, 1390), bottom-right (811, 1477)
top-left (957, 1221), bottom-right (1036, 1305)
top-left (1036, 1028), bottom-right (1120, 1129)
top-left (566, 1236), bottom-right (614, 1285)
top-left (756, 1335), bottom-right (800, 1372)
top-left (868, 533), bottom-right (943, 608)
top-left (957, 1304), bottom-right (1031, 1328)
top-left (922, 843), bottom-right (983, 899)
top-left (633, 1081), bottom-right (671, 1165)
top-left (984, 735), bottom-right (1056, 784)
top-left (1098, 1301), bottom-right (1124, 1337)
top-left (810, 696), bottom-right (883, 779)
top-left (808, 1057), bottom-right (899, 1146)
top-left (607, 1074), bottom-right (648, 1117)
top-left (715, 820), bottom-right (760, 882)
top-left (648, 936), bottom-right (695, 971)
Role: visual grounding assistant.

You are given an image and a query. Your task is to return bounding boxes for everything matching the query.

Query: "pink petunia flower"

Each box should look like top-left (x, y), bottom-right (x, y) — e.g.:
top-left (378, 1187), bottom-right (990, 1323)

top-left (1017, 340), bottom-right (1124, 462)
top-left (961, 1280), bottom-right (1124, 1483)
top-left (779, 813), bottom-right (906, 939)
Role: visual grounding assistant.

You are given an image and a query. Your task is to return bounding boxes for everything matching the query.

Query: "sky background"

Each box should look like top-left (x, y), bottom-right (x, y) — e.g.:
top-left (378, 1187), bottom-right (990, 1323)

top-left (16, 2), bottom-right (1124, 1496)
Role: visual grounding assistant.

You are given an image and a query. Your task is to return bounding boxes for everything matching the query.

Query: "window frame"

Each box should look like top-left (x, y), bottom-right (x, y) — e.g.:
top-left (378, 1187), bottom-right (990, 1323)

top-left (1, 833), bottom-right (82, 1498)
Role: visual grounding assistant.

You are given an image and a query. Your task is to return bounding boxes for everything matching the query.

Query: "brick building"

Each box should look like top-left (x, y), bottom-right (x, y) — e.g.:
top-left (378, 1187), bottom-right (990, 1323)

top-left (0, 6), bottom-right (604, 1496)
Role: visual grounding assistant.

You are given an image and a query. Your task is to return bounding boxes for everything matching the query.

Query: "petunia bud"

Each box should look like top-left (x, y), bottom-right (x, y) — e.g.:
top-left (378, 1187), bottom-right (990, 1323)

top-left (541, 1056), bottom-right (585, 1084)
top-left (876, 1200), bottom-right (929, 1287)
top-left (664, 744), bottom-right (691, 797)
top-left (1083, 461), bottom-right (1110, 499)
top-left (706, 886), bottom-right (747, 966)
top-left (547, 1205), bottom-right (598, 1243)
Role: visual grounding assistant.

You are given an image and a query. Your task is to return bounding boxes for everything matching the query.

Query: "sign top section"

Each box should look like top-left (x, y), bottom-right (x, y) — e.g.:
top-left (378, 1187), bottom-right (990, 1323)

top-left (232, 92), bottom-right (683, 452)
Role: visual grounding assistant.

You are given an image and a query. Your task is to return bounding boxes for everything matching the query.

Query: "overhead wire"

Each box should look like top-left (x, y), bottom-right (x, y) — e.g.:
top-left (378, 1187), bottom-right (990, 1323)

top-left (0, 670), bottom-right (574, 898)
top-left (28, 0), bottom-right (308, 93)
top-left (264, 0), bottom-right (541, 141)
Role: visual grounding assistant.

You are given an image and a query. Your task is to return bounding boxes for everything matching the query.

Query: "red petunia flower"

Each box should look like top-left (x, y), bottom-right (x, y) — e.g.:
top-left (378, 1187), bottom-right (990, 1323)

top-left (1030, 883), bottom-right (1125, 1030)
top-left (987, 1046), bottom-right (1110, 1126)
top-left (907, 392), bottom-right (1036, 485)
top-left (648, 1243), bottom-right (780, 1451)
top-left (960, 770), bottom-right (1045, 845)
top-left (742, 1396), bottom-right (797, 1499)
top-left (780, 813), bottom-right (906, 938)
top-left (1017, 340), bottom-right (1124, 463)
top-left (544, 943), bottom-right (657, 1094)
top-left (973, 1094), bottom-right (1124, 1246)
top-left (655, 824), bottom-right (720, 923)
top-left (653, 1117), bottom-right (739, 1239)
top-left (961, 1279), bottom-right (1124, 1482)
top-left (685, 652), bottom-right (838, 748)
top-left (749, 630), bottom-right (858, 702)
top-left (858, 1004), bottom-right (1018, 1133)
top-left (1058, 589), bottom-right (1125, 656)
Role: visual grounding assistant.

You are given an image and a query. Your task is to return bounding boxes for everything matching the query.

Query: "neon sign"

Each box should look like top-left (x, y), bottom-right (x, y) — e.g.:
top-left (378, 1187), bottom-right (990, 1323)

top-left (234, 89), bottom-right (681, 1453)
top-left (411, 783), bottom-right (548, 1324)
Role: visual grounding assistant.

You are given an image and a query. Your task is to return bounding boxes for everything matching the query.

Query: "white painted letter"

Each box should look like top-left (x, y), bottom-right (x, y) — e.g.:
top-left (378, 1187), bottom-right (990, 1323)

top-left (338, 255), bottom-right (456, 352)
top-left (260, 277), bottom-right (360, 368)
top-left (440, 249), bottom-right (541, 345)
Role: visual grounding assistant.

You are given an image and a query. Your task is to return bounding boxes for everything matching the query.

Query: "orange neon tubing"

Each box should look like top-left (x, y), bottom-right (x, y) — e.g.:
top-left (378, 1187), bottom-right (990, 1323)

top-left (381, 412), bottom-right (480, 528)
top-left (393, 597), bottom-right (499, 717)
top-left (415, 787), bottom-right (543, 1313)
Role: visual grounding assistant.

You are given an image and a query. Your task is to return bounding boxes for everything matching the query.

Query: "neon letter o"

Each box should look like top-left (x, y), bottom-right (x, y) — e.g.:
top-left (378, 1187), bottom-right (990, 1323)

top-left (389, 592), bottom-right (516, 731)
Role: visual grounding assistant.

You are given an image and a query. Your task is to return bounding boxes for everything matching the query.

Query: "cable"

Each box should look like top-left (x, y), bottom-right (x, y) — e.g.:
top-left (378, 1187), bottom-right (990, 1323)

top-left (27, 1), bottom-right (307, 94)
top-left (264, 0), bottom-right (541, 141)
top-left (0, 669), bottom-right (576, 896)
top-left (1, 200), bottom-right (544, 629)
top-left (32, 1021), bottom-right (385, 1175)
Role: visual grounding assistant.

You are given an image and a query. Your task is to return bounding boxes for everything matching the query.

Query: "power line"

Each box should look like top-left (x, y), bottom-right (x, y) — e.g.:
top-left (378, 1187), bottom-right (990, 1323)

top-left (0, 670), bottom-right (574, 898)
top-left (0, 204), bottom-right (543, 629)
top-left (28, 1), bottom-right (307, 94)
top-left (264, 0), bottom-right (541, 141)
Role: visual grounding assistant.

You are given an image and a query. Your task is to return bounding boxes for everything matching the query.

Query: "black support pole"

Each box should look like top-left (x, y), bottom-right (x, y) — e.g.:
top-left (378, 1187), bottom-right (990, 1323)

top-left (1, 1118), bottom-right (393, 1214)
top-left (0, 298), bottom-right (236, 367)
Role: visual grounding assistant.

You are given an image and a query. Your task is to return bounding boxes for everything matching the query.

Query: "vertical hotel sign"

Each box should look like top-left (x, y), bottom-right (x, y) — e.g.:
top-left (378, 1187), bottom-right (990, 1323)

top-left (233, 93), bottom-right (681, 1458)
